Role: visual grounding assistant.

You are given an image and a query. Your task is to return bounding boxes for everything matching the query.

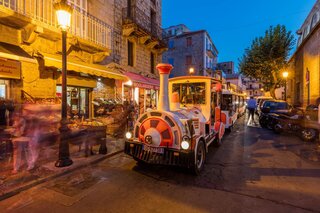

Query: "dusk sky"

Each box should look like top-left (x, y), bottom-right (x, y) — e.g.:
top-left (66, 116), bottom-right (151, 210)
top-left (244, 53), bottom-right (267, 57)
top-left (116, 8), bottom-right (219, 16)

top-left (162, 0), bottom-right (316, 72)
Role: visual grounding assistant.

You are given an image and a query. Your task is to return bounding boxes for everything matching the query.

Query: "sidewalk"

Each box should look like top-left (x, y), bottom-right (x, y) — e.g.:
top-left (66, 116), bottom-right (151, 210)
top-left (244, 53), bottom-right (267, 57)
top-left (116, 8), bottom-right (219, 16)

top-left (0, 136), bottom-right (125, 201)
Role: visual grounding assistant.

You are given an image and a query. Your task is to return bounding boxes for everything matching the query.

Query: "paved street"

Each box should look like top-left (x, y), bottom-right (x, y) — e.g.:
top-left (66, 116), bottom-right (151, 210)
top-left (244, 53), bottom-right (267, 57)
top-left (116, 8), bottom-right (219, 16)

top-left (0, 116), bottom-right (320, 213)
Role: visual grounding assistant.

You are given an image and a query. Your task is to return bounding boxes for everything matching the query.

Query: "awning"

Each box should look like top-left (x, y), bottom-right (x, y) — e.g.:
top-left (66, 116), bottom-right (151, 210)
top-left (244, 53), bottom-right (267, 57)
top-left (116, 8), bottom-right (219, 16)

top-left (125, 72), bottom-right (159, 90)
top-left (42, 53), bottom-right (128, 81)
top-left (0, 42), bottom-right (36, 63)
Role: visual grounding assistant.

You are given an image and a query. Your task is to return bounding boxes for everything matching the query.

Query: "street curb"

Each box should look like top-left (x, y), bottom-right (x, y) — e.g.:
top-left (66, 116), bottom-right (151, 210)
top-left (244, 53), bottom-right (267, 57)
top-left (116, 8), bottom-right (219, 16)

top-left (0, 149), bottom-right (124, 201)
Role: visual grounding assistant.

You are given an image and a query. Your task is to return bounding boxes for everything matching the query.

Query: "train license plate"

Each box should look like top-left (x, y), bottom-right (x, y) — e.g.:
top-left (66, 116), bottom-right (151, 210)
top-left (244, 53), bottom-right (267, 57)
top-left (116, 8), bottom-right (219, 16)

top-left (142, 145), bottom-right (164, 154)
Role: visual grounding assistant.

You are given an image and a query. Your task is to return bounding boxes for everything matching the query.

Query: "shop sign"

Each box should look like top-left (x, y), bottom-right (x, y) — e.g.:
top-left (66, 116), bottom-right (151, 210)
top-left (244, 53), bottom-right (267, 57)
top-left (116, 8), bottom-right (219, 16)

top-left (133, 82), bottom-right (158, 90)
top-left (0, 59), bottom-right (21, 79)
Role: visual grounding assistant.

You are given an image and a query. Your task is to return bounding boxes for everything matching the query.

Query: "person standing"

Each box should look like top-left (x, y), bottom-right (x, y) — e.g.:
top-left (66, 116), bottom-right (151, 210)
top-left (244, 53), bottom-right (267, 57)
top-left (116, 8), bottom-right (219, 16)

top-left (247, 96), bottom-right (257, 124)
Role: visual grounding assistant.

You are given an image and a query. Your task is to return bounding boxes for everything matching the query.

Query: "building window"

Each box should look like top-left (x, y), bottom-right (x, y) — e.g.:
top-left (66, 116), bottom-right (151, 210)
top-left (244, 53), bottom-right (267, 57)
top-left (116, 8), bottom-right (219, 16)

top-left (311, 13), bottom-right (319, 29)
top-left (186, 55), bottom-right (192, 65)
top-left (168, 40), bottom-right (174, 48)
top-left (186, 37), bottom-right (192, 47)
top-left (128, 40), bottom-right (134, 66)
top-left (168, 58), bottom-right (174, 66)
top-left (150, 52), bottom-right (155, 74)
top-left (259, 84), bottom-right (262, 89)
top-left (249, 84), bottom-right (252, 89)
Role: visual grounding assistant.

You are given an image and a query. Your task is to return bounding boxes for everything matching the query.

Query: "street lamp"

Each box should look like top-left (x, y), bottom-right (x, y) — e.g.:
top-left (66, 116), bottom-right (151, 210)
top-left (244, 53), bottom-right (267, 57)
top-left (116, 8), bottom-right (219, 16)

top-left (189, 67), bottom-right (194, 75)
top-left (282, 71), bottom-right (289, 101)
top-left (54, 0), bottom-right (73, 167)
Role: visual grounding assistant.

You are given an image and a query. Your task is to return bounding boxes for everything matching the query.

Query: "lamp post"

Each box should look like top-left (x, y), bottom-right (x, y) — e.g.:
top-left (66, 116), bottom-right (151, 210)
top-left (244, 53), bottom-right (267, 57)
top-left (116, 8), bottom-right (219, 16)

top-left (189, 67), bottom-right (194, 75)
top-left (282, 71), bottom-right (289, 101)
top-left (54, 0), bottom-right (73, 167)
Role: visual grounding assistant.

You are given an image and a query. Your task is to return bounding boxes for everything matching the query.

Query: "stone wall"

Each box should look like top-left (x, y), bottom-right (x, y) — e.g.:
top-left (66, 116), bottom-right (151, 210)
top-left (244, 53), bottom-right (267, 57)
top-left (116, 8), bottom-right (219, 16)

top-left (163, 31), bottom-right (205, 77)
top-left (291, 24), bottom-right (320, 107)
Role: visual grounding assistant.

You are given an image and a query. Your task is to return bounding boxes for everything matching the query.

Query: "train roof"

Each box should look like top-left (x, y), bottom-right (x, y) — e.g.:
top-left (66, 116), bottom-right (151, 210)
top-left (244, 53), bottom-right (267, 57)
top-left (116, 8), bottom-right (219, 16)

top-left (169, 75), bottom-right (221, 82)
top-left (222, 89), bottom-right (245, 96)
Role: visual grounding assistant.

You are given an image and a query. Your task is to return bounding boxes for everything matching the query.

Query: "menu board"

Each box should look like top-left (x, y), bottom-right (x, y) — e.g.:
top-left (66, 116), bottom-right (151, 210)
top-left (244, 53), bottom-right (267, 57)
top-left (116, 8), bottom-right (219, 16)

top-left (0, 59), bottom-right (21, 79)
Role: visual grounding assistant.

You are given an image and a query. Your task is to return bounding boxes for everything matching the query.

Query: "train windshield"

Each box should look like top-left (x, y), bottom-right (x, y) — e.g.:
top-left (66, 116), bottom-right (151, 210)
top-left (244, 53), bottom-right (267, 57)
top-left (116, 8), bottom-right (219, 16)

top-left (172, 82), bottom-right (206, 104)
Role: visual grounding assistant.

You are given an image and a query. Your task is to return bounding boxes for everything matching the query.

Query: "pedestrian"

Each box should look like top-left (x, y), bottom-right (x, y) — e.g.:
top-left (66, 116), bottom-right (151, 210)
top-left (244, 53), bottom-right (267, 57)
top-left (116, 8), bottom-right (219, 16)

top-left (246, 96), bottom-right (257, 125)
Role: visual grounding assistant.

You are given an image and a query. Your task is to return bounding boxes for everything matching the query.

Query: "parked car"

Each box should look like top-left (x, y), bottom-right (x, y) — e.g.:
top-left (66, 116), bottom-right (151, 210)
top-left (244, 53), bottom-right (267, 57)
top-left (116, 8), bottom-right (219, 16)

top-left (256, 97), bottom-right (274, 116)
top-left (259, 100), bottom-right (292, 129)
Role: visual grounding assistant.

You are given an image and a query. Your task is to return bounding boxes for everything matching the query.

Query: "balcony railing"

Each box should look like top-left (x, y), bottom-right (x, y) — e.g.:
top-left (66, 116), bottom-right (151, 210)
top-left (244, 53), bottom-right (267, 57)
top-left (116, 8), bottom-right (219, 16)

top-left (122, 6), bottom-right (162, 40)
top-left (0, 0), bottom-right (113, 50)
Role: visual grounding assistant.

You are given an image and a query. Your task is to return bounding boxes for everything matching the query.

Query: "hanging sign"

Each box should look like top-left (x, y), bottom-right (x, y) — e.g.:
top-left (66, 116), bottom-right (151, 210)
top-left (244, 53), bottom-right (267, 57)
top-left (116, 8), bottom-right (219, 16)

top-left (0, 59), bottom-right (21, 79)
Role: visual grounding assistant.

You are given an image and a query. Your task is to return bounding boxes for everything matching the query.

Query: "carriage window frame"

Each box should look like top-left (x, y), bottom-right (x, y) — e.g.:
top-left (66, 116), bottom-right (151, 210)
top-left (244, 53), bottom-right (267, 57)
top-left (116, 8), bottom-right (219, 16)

top-left (172, 82), bottom-right (206, 105)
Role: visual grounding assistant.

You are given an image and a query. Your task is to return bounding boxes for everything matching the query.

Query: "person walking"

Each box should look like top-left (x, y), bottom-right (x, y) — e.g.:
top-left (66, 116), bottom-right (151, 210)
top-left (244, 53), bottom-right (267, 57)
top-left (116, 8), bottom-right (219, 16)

top-left (247, 96), bottom-right (257, 125)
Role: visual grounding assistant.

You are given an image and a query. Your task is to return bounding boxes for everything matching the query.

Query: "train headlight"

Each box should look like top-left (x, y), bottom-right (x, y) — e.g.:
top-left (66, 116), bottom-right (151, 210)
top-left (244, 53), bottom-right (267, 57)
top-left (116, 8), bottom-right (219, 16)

top-left (181, 140), bottom-right (190, 150)
top-left (125, 132), bottom-right (132, 140)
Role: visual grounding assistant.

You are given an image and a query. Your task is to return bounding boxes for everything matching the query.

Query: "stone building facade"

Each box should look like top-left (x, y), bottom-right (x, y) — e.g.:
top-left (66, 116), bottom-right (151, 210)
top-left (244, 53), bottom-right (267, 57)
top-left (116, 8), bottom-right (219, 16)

top-left (162, 25), bottom-right (218, 77)
top-left (242, 77), bottom-right (264, 98)
top-left (0, 0), bottom-right (166, 117)
top-left (288, 0), bottom-right (320, 107)
top-left (217, 61), bottom-right (235, 75)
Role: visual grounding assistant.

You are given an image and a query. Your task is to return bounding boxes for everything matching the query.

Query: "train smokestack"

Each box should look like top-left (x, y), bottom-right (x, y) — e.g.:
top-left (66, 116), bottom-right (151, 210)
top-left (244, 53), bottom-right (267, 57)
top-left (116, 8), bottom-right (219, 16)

top-left (156, 63), bottom-right (173, 111)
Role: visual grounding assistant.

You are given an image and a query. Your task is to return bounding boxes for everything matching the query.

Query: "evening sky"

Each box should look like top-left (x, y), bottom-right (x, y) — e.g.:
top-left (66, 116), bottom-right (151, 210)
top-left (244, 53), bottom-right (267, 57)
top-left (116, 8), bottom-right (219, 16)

top-left (162, 0), bottom-right (316, 72)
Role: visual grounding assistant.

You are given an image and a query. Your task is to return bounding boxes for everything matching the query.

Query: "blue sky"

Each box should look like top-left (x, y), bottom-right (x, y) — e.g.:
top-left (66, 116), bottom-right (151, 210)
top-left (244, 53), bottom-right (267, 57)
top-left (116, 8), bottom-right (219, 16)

top-left (162, 0), bottom-right (316, 72)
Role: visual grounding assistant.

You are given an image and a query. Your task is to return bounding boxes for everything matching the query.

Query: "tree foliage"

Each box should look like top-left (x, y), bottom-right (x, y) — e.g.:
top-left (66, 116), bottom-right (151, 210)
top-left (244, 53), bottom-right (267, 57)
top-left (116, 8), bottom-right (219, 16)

top-left (239, 25), bottom-right (295, 97)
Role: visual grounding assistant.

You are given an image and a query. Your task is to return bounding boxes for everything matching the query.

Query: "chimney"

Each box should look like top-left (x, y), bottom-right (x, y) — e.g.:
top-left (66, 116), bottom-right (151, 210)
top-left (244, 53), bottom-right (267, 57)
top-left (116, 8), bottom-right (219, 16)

top-left (156, 63), bottom-right (173, 111)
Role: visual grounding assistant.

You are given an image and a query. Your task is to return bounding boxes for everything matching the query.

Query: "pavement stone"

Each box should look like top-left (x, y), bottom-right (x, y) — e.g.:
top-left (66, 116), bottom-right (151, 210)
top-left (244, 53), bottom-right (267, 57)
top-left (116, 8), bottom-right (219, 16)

top-left (0, 136), bottom-right (125, 201)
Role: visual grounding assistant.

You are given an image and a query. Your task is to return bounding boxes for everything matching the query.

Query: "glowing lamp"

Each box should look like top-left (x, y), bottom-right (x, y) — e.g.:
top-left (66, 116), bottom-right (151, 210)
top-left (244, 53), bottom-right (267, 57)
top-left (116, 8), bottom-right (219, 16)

top-left (282, 71), bottom-right (289, 78)
top-left (54, 0), bottom-right (73, 31)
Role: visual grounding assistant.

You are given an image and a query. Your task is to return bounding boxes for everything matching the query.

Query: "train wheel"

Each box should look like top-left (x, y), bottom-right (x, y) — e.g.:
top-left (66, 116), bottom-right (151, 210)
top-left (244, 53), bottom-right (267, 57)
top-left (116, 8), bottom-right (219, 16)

top-left (193, 141), bottom-right (206, 175)
top-left (214, 133), bottom-right (222, 147)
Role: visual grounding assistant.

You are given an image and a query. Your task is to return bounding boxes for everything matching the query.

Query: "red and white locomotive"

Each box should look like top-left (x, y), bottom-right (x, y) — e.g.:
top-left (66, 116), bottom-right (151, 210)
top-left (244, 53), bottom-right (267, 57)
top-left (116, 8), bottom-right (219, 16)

top-left (124, 64), bottom-right (225, 174)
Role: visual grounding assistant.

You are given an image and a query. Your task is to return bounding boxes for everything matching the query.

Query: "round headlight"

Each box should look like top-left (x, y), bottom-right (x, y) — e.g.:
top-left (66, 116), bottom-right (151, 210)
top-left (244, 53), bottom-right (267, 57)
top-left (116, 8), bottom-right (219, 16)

top-left (181, 140), bottom-right (190, 150)
top-left (125, 132), bottom-right (132, 139)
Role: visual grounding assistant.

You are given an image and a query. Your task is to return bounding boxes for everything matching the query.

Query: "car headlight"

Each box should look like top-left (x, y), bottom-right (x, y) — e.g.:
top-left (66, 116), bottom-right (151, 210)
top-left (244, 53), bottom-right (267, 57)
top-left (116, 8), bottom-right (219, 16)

top-left (125, 132), bottom-right (132, 140)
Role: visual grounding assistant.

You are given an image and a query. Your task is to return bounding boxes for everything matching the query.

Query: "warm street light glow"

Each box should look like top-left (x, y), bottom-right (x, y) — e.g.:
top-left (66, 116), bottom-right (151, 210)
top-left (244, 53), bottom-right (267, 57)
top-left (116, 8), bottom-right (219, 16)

top-left (54, 0), bottom-right (73, 31)
top-left (189, 67), bottom-right (194, 75)
top-left (282, 71), bottom-right (289, 78)
top-left (56, 10), bottom-right (72, 30)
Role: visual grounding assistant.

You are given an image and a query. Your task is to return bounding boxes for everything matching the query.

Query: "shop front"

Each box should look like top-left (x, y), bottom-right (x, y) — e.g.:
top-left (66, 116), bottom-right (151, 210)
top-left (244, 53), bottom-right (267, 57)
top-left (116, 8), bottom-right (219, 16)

top-left (42, 53), bottom-right (128, 119)
top-left (124, 72), bottom-right (159, 115)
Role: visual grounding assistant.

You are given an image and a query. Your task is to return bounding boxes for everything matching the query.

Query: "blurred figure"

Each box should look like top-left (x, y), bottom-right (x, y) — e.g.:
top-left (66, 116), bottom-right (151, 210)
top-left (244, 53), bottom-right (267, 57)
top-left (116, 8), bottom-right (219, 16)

top-left (11, 110), bottom-right (40, 173)
top-left (247, 96), bottom-right (257, 125)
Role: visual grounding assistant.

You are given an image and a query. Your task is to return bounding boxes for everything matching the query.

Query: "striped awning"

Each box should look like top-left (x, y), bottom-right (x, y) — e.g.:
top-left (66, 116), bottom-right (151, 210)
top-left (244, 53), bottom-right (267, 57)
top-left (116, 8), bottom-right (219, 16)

top-left (125, 72), bottom-right (159, 90)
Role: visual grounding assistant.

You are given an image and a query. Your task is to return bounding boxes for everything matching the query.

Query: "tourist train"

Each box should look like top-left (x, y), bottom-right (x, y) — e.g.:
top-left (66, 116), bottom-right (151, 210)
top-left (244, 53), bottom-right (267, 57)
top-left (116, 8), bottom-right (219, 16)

top-left (124, 63), bottom-right (245, 174)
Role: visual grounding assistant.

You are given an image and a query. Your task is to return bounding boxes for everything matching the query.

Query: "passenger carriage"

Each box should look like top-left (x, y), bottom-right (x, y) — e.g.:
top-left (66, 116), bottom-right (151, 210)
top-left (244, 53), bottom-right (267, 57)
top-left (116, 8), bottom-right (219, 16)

top-left (124, 64), bottom-right (225, 174)
top-left (221, 90), bottom-right (246, 131)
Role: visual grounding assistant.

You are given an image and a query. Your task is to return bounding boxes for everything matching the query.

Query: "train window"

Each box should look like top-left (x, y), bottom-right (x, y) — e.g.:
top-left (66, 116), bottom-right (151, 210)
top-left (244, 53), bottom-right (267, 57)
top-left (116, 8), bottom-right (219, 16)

top-left (172, 83), bottom-right (206, 105)
top-left (221, 94), bottom-right (232, 111)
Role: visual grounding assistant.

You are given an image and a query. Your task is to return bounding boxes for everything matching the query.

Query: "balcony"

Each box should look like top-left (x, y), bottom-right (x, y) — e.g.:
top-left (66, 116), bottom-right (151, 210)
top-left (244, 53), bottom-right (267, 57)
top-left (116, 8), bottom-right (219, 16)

top-left (0, 0), bottom-right (113, 52)
top-left (122, 6), bottom-right (166, 50)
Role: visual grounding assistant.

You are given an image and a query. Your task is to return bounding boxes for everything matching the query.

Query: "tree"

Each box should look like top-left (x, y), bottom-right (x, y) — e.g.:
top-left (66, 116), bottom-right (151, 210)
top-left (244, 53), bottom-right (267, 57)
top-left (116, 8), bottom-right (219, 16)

top-left (239, 25), bottom-right (295, 98)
